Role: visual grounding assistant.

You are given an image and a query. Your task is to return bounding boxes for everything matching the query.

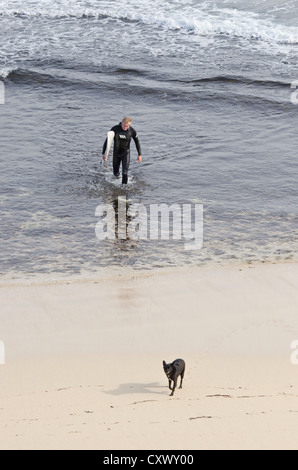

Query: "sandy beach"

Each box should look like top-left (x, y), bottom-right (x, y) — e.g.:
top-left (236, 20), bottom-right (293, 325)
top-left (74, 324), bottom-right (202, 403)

top-left (1, 261), bottom-right (298, 450)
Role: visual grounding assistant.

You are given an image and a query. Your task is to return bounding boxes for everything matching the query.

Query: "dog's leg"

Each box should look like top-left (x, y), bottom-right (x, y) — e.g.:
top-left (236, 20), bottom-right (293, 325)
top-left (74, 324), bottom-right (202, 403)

top-left (179, 377), bottom-right (183, 388)
top-left (179, 367), bottom-right (185, 388)
top-left (170, 378), bottom-right (177, 396)
top-left (168, 379), bottom-right (172, 390)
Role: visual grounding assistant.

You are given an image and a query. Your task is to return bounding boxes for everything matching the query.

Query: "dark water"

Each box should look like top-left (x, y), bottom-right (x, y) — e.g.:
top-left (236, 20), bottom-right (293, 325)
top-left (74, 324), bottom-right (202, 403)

top-left (1, 0), bottom-right (298, 280)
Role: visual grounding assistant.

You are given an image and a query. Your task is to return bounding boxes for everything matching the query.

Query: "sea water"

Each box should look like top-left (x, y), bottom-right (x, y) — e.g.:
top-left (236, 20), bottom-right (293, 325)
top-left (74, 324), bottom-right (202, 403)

top-left (0, 0), bottom-right (298, 280)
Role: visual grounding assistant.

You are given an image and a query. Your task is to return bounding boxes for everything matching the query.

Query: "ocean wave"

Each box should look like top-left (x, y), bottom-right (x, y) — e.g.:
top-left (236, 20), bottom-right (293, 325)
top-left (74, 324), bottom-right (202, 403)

top-left (0, 67), bottom-right (15, 79)
top-left (178, 75), bottom-right (291, 89)
top-left (2, 67), bottom-right (165, 93)
top-left (1, 0), bottom-right (298, 46)
top-left (1, 67), bottom-right (98, 91)
top-left (3, 67), bottom-right (291, 111)
top-left (1, 68), bottom-right (56, 83)
top-left (4, 66), bottom-right (290, 88)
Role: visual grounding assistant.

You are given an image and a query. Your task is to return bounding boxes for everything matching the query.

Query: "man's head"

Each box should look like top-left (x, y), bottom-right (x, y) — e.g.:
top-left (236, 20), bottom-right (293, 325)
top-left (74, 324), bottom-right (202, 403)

top-left (121, 117), bottom-right (132, 131)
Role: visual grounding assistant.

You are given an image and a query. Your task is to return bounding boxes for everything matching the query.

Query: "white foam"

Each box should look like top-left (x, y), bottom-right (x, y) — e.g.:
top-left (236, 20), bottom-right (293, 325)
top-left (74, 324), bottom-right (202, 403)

top-left (0, 67), bottom-right (16, 79)
top-left (0, 0), bottom-right (297, 46)
top-left (19, 211), bottom-right (65, 231)
top-left (104, 173), bottom-right (135, 188)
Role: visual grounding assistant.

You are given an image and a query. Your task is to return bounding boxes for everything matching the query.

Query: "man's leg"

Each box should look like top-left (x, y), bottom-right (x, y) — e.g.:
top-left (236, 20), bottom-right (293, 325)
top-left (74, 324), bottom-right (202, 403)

top-left (121, 151), bottom-right (130, 184)
top-left (113, 155), bottom-right (121, 177)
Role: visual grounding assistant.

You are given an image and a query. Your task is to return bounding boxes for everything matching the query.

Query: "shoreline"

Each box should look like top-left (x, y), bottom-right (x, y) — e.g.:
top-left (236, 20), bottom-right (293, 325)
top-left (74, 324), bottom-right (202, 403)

top-left (1, 260), bottom-right (298, 449)
top-left (1, 260), bottom-right (298, 358)
top-left (1, 257), bottom-right (297, 287)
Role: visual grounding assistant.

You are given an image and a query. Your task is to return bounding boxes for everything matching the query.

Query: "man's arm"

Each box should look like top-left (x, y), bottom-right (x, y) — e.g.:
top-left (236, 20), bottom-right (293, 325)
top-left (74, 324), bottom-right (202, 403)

top-left (102, 138), bottom-right (107, 157)
top-left (102, 126), bottom-right (116, 160)
top-left (132, 130), bottom-right (142, 162)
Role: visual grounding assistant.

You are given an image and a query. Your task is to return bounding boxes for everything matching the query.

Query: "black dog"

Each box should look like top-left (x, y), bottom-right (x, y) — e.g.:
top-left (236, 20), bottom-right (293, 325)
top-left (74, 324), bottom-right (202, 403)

top-left (163, 358), bottom-right (185, 396)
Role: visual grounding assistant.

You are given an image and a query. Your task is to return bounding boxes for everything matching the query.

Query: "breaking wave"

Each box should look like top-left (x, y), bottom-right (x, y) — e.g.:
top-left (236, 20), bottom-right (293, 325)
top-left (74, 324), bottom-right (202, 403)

top-left (0, 0), bottom-right (298, 45)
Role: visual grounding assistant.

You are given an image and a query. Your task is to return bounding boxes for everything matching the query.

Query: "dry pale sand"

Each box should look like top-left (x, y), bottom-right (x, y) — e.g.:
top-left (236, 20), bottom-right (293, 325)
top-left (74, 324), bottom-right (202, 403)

top-left (1, 261), bottom-right (298, 450)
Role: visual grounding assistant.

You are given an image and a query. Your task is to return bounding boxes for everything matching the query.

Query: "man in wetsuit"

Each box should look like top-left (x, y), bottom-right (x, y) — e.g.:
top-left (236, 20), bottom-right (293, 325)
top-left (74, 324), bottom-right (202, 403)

top-left (102, 117), bottom-right (142, 184)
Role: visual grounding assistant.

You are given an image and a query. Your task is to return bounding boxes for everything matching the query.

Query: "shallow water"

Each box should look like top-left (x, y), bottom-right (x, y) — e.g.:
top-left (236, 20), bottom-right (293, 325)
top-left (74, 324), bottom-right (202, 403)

top-left (1, 0), bottom-right (298, 280)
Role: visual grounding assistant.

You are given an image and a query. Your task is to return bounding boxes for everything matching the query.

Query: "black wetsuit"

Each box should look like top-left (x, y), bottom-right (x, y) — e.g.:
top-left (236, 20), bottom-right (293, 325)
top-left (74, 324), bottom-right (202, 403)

top-left (102, 123), bottom-right (141, 184)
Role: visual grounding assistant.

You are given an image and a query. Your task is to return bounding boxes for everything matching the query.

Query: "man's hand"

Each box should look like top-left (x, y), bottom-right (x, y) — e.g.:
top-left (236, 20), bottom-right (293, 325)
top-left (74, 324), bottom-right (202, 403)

top-left (137, 155), bottom-right (142, 163)
top-left (102, 154), bottom-right (108, 168)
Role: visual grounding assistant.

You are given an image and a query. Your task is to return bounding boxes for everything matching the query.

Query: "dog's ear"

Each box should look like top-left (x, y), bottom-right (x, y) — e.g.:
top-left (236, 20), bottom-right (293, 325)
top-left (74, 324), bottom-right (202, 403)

top-left (163, 360), bottom-right (166, 367)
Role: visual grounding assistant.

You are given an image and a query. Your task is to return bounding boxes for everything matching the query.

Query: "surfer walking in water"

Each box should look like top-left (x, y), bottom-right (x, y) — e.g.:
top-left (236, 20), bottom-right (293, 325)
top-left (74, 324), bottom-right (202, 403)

top-left (102, 117), bottom-right (142, 184)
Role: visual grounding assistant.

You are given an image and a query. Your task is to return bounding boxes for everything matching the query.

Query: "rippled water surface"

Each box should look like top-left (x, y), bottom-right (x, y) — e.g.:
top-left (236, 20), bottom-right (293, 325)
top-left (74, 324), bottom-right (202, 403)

top-left (1, 0), bottom-right (298, 279)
